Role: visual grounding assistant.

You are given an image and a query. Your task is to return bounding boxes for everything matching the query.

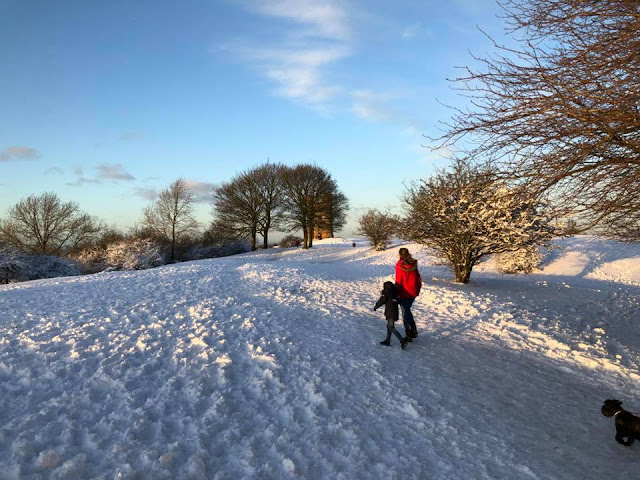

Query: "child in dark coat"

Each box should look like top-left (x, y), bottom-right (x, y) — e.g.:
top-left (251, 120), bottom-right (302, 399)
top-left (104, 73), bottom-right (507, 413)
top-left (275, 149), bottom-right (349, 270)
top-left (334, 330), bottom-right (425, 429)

top-left (374, 281), bottom-right (408, 349)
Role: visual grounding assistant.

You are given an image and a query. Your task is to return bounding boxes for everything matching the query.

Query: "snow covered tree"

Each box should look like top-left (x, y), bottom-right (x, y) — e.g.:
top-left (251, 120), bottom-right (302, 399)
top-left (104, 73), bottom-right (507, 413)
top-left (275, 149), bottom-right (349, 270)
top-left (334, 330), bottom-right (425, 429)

top-left (436, 0), bottom-right (640, 239)
top-left (562, 219), bottom-right (581, 236)
top-left (357, 209), bottom-right (398, 251)
top-left (0, 192), bottom-right (102, 255)
top-left (142, 178), bottom-right (200, 262)
top-left (401, 159), bottom-right (557, 283)
top-left (495, 245), bottom-right (542, 274)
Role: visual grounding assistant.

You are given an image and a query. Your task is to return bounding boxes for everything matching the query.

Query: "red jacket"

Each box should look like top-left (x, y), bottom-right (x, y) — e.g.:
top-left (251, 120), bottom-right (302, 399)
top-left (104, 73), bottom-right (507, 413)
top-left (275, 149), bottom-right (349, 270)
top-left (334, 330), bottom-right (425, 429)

top-left (395, 259), bottom-right (422, 299)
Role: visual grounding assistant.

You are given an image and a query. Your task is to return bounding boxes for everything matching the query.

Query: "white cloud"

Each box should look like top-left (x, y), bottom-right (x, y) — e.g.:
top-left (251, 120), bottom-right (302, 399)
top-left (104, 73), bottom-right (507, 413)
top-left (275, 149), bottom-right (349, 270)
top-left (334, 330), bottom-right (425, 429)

top-left (228, 1), bottom-right (350, 108)
top-left (133, 187), bottom-right (159, 201)
top-left (184, 180), bottom-right (216, 203)
top-left (44, 166), bottom-right (64, 175)
top-left (350, 90), bottom-right (396, 122)
top-left (250, 0), bottom-right (349, 40)
top-left (0, 146), bottom-right (41, 162)
top-left (246, 46), bottom-right (348, 104)
top-left (96, 163), bottom-right (135, 181)
top-left (66, 176), bottom-right (101, 187)
top-left (402, 23), bottom-right (420, 39)
top-left (66, 163), bottom-right (135, 187)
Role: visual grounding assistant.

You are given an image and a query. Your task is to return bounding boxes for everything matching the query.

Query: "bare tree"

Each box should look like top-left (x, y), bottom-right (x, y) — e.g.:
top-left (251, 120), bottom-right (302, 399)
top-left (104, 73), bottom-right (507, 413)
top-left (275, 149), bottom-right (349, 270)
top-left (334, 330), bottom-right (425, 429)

top-left (96, 225), bottom-right (125, 249)
top-left (211, 163), bottom-right (285, 251)
top-left (436, 0), bottom-right (640, 239)
top-left (314, 184), bottom-right (349, 239)
top-left (400, 159), bottom-right (557, 283)
top-left (142, 178), bottom-right (200, 262)
top-left (280, 164), bottom-right (334, 248)
top-left (212, 169), bottom-right (264, 251)
top-left (357, 209), bottom-right (398, 251)
top-left (255, 163), bottom-right (286, 249)
top-left (0, 192), bottom-right (102, 255)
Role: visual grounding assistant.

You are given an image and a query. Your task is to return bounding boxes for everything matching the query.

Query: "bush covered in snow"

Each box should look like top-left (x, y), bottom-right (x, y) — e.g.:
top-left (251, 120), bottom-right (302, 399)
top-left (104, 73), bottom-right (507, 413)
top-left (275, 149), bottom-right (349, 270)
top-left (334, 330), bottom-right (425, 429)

top-left (495, 245), bottom-right (542, 274)
top-left (357, 210), bottom-right (398, 251)
top-left (0, 249), bottom-right (81, 283)
top-left (184, 241), bottom-right (250, 260)
top-left (104, 239), bottom-right (164, 270)
top-left (0, 249), bottom-right (25, 284)
top-left (75, 238), bottom-right (164, 272)
top-left (24, 254), bottom-right (80, 280)
top-left (74, 246), bottom-right (108, 274)
top-left (401, 159), bottom-right (557, 283)
top-left (278, 235), bottom-right (302, 248)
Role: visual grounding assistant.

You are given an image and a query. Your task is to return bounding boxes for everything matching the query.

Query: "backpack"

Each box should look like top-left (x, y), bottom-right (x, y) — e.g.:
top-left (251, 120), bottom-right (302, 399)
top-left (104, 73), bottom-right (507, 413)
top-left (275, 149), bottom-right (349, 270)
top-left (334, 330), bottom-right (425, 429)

top-left (415, 270), bottom-right (422, 296)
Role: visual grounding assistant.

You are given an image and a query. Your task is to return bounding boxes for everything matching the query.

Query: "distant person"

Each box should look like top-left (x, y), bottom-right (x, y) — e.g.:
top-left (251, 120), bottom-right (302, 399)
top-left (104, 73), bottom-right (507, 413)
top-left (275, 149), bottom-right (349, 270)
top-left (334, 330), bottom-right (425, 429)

top-left (352, 242), bottom-right (356, 247)
top-left (395, 248), bottom-right (422, 341)
top-left (295, 239), bottom-right (300, 248)
top-left (373, 281), bottom-right (408, 349)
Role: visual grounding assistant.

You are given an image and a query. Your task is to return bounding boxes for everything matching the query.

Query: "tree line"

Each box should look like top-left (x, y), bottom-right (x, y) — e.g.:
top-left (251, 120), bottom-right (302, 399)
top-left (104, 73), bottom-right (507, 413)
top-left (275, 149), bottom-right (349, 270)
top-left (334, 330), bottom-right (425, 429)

top-left (0, 162), bottom-right (348, 282)
top-left (211, 163), bottom-right (348, 252)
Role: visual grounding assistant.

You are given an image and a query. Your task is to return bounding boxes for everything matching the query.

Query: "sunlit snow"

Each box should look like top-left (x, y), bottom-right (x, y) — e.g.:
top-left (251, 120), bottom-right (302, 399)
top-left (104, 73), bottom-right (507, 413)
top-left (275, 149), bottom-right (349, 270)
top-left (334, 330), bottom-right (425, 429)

top-left (1, 235), bottom-right (639, 479)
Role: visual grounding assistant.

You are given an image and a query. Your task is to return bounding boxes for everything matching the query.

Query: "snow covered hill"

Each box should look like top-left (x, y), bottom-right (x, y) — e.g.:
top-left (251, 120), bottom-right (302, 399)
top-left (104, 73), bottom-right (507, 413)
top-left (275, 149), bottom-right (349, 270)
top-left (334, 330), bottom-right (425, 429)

top-left (1, 236), bottom-right (639, 479)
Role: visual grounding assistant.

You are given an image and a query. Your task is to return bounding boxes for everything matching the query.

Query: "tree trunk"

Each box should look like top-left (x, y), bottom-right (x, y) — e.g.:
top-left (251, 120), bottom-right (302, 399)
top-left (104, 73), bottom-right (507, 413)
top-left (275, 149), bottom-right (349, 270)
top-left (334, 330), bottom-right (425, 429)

top-left (263, 216), bottom-right (271, 249)
top-left (307, 225), bottom-right (314, 248)
top-left (302, 223), bottom-right (309, 249)
top-left (171, 226), bottom-right (176, 262)
top-left (454, 262), bottom-right (472, 283)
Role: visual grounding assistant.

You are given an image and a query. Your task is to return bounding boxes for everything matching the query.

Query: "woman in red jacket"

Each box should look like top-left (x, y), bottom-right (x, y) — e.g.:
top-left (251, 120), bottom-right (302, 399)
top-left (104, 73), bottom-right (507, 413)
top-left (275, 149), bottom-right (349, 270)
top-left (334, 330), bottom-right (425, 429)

top-left (395, 247), bottom-right (421, 341)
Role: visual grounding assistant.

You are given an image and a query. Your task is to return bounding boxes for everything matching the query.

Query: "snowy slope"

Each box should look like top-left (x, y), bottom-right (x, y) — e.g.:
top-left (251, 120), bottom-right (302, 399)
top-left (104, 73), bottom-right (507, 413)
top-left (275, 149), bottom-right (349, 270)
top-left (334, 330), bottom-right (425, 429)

top-left (1, 236), bottom-right (639, 479)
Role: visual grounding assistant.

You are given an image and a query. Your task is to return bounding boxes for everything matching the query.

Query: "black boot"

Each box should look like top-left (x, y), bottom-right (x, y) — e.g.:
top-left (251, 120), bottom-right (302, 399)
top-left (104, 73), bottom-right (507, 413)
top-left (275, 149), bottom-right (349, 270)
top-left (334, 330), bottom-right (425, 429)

top-left (401, 338), bottom-right (408, 349)
top-left (380, 326), bottom-right (393, 346)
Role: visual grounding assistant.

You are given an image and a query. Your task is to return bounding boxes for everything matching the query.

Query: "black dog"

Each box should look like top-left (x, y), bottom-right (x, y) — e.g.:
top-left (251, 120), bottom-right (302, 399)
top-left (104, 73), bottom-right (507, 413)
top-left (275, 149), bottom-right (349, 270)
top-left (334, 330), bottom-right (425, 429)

top-left (601, 399), bottom-right (640, 446)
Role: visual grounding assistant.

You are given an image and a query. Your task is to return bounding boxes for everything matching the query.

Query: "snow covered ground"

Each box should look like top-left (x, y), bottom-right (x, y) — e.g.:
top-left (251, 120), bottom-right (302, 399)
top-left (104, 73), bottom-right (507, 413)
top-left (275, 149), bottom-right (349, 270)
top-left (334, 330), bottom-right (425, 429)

top-left (1, 235), bottom-right (639, 479)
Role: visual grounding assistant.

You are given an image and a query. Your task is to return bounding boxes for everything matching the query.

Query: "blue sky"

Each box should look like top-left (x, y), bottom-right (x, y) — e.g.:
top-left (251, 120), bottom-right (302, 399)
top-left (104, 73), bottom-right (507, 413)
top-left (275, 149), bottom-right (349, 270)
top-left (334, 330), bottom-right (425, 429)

top-left (0, 0), bottom-right (505, 236)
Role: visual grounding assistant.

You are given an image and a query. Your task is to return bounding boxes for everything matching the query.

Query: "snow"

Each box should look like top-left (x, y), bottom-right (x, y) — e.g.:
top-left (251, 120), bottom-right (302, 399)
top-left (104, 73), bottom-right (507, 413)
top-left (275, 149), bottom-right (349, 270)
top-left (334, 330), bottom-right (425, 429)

top-left (1, 235), bottom-right (639, 479)
top-left (313, 237), bottom-right (362, 246)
